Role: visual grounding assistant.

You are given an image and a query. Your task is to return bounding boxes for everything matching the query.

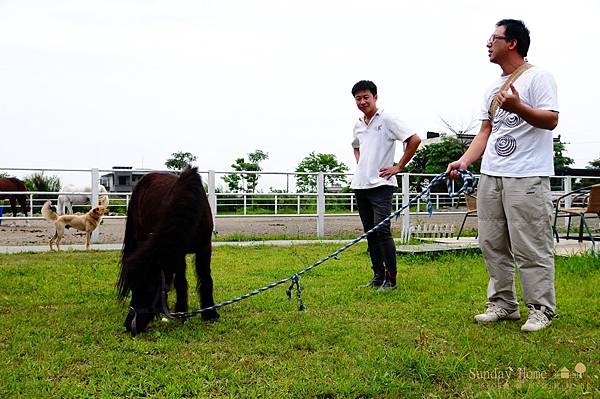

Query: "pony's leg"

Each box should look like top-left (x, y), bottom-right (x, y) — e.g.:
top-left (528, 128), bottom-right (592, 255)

top-left (195, 245), bottom-right (219, 321)
top-left (66, 200), bottom-right (73, 215)
top-left (173, 256), bottom-right (189, 312)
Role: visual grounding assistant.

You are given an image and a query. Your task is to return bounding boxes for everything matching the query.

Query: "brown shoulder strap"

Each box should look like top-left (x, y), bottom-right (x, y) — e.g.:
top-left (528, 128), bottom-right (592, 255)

top-left (489, 63), bottom-right (533, 120)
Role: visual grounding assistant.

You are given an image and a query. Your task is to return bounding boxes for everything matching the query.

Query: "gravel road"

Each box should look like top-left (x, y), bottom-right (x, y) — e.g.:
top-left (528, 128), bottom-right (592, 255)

top-left (0, 212), bottom-right (476, 246)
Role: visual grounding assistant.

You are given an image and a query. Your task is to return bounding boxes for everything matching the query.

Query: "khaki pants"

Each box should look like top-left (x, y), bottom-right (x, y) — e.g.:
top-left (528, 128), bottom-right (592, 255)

top-left (478, 174), bottom-right (556, 313)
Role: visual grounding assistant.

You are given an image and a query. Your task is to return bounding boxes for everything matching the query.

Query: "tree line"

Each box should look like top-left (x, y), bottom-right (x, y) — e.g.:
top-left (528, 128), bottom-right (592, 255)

top-left (165, 134), bottom-right (595, 193)
top-left (0, 136), bottom-right (595, 197)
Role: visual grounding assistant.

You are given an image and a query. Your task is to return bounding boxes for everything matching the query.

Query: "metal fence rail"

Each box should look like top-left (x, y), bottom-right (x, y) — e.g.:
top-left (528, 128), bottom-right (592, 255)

top-left (2, 166), bottom-right (600, 237)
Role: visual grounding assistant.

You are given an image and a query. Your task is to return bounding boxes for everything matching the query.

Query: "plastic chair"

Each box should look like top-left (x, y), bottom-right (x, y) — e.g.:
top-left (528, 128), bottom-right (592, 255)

top-left (552, 184), bottom-right (600, 243)
top-left (457, 192), bottom-right (477, 240)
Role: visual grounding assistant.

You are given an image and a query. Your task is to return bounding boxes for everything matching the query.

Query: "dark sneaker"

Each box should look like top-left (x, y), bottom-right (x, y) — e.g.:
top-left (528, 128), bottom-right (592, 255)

top-left (377, 280), bottom-right (397, 292)
top-left (358, 279), bottom-right (384, 288)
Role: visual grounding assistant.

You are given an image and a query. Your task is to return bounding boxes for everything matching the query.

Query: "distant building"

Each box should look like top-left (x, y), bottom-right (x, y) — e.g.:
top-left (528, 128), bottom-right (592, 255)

top-left (100, 166), bottom-right (153, 192)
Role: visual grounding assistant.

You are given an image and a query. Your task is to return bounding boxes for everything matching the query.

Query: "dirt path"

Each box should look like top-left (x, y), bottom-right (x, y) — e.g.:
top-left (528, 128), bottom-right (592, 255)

top-left (0, 212), bottom-right (476, 246)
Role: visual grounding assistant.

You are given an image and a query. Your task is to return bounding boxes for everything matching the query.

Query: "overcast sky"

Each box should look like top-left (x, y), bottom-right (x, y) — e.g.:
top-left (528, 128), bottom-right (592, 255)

top-left (1, 0), bottom-right (599, 188)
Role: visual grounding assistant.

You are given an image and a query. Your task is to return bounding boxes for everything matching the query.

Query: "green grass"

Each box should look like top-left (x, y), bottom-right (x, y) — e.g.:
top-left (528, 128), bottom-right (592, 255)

top-left (0, 246), bottom-right (598, 398)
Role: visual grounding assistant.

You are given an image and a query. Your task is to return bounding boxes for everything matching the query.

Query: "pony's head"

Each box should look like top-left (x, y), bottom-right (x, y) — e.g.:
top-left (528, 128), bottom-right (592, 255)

top-left (118, 245), bottom-right (172, 335)
top-left (122, 271), bottom-right (169, 336)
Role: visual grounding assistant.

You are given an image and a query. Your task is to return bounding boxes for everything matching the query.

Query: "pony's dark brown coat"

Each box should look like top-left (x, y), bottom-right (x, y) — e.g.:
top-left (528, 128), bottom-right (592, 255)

top-left (117, 167), bottom-right (218, 335)
top-left (0, 177), bottom-right (29, 216)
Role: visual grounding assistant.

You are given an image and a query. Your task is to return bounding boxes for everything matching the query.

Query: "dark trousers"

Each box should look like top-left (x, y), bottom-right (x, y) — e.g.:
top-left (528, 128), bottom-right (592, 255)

top-left (354, 185), bottom-right (397, 278)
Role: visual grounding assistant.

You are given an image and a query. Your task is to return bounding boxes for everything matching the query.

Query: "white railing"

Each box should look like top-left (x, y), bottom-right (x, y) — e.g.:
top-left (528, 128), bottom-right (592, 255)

top-left (2, 167), bottom-right (599, 238)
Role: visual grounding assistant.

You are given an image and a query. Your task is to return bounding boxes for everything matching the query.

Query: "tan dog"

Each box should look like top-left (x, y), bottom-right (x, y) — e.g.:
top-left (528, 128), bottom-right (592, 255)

top-left (42, 200), bottom-right (108, 250)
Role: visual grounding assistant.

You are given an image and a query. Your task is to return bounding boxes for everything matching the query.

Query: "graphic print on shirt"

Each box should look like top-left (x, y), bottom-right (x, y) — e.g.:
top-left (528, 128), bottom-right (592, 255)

top-left (488, 93), bottom-right (525, 157)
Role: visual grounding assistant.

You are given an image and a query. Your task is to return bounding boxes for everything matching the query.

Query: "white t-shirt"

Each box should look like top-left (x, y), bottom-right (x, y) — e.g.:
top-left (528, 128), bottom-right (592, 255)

top-left (351, 109), bottom-right (414, 189)
top-left (479, 66), bottom-right (559, 177)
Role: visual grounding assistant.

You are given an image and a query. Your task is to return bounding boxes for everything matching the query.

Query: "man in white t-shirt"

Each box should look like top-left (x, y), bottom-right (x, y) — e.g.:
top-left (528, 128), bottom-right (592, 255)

top-left (447, 19), bottom-right (559, 332)
top-left (351, 80), bottom-right (421, 291)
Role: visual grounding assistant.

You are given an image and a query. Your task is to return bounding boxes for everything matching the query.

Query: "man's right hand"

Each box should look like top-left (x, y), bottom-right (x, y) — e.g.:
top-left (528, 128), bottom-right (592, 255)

top-left (446, 160), bottom-right (468, 180)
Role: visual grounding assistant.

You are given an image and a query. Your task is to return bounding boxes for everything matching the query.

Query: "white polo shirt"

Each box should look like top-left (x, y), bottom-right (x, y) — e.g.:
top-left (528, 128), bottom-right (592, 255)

top-left (351, 109), bottom-right (414, 189)
top-left (479, 66), bottom-right (559, 177)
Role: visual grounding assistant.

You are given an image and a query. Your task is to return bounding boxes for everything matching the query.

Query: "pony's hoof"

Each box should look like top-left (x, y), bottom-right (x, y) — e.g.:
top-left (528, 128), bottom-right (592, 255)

top-left (202, 310), bottom-right (219, 322)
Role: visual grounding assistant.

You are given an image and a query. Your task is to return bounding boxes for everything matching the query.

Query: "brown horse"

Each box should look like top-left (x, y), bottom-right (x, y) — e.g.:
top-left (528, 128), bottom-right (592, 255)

top-left (117, 167), bottom-right (219, 335)
top-left (0, 177), bottom-right (30, 217)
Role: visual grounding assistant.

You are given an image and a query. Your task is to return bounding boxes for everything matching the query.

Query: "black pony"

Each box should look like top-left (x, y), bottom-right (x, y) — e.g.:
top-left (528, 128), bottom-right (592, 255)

top-left (0, 177), bottom-right (30, 216)
top-left (117, 167), bottom-right (219, 335)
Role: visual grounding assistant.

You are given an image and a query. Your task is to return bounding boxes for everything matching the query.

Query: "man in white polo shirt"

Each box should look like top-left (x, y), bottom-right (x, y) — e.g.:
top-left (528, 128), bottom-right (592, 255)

top-left (351, 80), bottom-right (421, 292)
top-left (447, 19), bottom-right (559, 332)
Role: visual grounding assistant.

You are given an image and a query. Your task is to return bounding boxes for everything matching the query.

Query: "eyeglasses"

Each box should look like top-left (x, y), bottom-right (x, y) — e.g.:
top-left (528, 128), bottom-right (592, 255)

top-left (487, 34), bottom-right (510, 44)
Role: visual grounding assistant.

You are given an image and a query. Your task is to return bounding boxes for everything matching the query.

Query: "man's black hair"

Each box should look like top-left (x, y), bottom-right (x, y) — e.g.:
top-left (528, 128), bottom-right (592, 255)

top-left (351, 80), bottom-right (377, 96)
top-left (496, 19), bottom-right (530, 57)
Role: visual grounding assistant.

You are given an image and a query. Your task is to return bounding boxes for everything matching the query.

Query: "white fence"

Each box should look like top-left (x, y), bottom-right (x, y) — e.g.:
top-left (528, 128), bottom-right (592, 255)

top-left (2, 167), bottom-right (599, 238)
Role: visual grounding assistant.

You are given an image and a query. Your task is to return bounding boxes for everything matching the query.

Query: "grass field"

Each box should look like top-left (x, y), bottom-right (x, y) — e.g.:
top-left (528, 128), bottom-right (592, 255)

top-left (0, 245), bottom-right (598, 398)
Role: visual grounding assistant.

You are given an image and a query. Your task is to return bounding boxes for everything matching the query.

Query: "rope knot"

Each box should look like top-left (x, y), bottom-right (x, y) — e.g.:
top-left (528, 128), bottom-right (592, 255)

top-left (286, 274), bottom-right (306, 311)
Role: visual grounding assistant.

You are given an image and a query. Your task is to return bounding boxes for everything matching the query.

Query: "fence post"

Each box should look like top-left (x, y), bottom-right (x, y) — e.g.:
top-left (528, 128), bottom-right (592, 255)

top-left (208, 170), bottom-right (216, 227)
top-left (29, 194), bottom-right (33, 218)
top-left (563, 175), bottom-right (572, 228)
top-left (401, 173), bottom-right (410, 242)
top-left (91, 168), bottom-right (100, 242)
top-left (316, 172), bottom-right (325, 237)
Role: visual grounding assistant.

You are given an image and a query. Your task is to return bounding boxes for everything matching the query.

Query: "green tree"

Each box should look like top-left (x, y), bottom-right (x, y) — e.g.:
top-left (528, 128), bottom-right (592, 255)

top-left (295, 152), bottom-right (349, 192)
top-left (24, 172), bottom-right (61, 192)
top-left (24, 172), bottom-right (61, 201)
top-left (165, 151), bottom-right (197, 171)
top-left (222, 150), bottom-right (269, 192)
top-left (574, 154), bottom-right (600, 189)
top-left (405, 136), bottom-right (480, 192)
top-left (553, 141), bottom-right (574, 176)
top-left (586, 156), bottom-right (600, 169)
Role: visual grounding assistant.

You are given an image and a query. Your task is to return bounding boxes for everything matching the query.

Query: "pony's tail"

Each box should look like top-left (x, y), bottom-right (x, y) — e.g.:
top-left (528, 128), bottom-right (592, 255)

top-left (117, 167), bottom-right (206, 301)
top-left (117, 183), bottom-right (142, 301)
top-left (41, 201), bottom-right (58, 221)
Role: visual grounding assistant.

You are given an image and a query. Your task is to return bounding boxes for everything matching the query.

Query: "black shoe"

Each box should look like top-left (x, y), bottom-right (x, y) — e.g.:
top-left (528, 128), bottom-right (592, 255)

top-left (358, 278), bottom-right (384, 288)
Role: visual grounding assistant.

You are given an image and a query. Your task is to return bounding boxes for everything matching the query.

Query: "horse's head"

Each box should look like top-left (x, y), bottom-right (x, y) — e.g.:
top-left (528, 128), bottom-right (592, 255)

top-left (124, 284), bottom-right (160, 335)
top-left (123, 270), bottom-right (171, 336)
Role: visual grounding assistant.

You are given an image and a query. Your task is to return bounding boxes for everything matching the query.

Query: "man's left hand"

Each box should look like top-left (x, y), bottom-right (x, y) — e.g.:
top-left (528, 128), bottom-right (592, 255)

top-left (496, 84), bottom-right (523, 114)
top-left (379, 164), bottom-right (402, 178)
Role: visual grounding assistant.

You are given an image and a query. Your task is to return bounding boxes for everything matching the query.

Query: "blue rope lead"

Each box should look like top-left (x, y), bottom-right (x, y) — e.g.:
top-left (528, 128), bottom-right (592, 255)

top-left (168, 170), bottom-right (477, 319)
top-left (286, 275), bottom-right (305, 311)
